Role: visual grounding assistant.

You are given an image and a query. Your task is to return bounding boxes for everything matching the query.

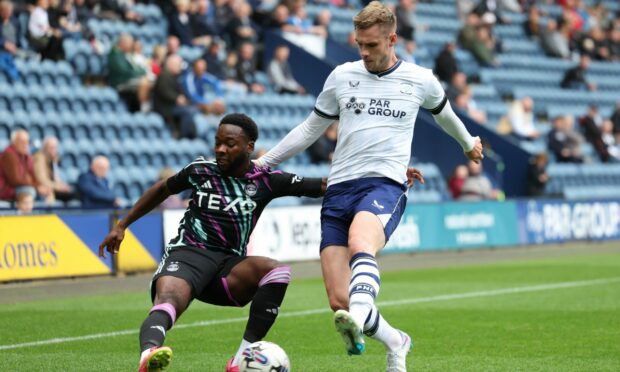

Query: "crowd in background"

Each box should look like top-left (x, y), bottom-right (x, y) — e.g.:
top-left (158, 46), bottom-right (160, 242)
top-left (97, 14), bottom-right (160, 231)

top-left (2, 0), bottom-right (620, 211)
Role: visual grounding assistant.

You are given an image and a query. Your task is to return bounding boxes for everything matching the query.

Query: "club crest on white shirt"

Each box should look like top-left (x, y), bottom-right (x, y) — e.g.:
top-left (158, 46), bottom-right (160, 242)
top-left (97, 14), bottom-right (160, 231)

top-left (400, 83), bottom-right (414, 95)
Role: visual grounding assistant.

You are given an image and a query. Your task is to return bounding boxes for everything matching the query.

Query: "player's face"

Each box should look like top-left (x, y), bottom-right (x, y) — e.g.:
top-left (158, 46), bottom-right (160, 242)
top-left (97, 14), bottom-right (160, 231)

top-left (355, 24), bottom-right (397, 73)
top-left (214, 124), bottom-right (254, 174)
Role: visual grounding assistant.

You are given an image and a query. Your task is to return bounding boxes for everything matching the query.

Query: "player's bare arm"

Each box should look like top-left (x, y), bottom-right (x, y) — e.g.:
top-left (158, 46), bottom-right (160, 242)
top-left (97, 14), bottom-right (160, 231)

top-left (98, 180), bottom-right (172, 258)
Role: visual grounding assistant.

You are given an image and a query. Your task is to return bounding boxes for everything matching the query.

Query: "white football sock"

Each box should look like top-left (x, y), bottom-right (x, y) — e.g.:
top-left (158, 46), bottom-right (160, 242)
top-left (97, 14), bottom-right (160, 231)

top-left (348, 253), bottom-right (380, 329)
top-left (232, 339), bottom-right (252, 366)
top-left (364, 304), bottom-right (404, 351)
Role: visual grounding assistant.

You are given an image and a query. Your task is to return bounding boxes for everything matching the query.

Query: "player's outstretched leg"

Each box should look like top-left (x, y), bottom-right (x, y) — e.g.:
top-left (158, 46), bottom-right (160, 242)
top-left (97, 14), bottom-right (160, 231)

top-left (334, 252), bottom-right (381, 355)
top-left (226, 262), bottom-right (291, 371)
top-left (364, 304), bottom-right (412, 372)
top-left (138, 303), bottom-right (175, 372)
top-left (138, 276), bottom-right (191, 372)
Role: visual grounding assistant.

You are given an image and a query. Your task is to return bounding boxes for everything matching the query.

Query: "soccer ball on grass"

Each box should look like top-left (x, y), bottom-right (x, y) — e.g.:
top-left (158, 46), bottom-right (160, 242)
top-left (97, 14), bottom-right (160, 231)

top-left (238, 341), bottom-right (290, 372)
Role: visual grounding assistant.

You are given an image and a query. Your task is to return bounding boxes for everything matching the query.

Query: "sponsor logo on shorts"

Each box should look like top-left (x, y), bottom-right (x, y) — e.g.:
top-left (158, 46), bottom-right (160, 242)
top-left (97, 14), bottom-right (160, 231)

top-left (166, 261), bottom-right (179, 272)
top-left (245, 182), bottom-right (258, 196)
top-left (372, 200), bottom-right (385, 210)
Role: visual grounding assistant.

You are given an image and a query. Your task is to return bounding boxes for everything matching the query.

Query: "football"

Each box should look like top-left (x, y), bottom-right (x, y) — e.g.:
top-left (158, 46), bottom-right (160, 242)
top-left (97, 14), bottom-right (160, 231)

top-left (238, 341), bottom-right (291, 372)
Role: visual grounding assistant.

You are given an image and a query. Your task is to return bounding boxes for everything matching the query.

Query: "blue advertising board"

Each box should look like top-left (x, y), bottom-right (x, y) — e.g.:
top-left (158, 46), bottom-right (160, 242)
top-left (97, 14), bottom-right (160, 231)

top-left (384, 201), bottom-right (520, 253)
top-left (517, 199), bottom-right (620, 244)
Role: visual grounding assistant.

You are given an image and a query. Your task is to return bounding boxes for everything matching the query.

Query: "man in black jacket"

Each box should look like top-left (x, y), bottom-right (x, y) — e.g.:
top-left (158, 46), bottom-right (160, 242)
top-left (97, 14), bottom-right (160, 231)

top-left (153, 54), bottom-right (199, 139)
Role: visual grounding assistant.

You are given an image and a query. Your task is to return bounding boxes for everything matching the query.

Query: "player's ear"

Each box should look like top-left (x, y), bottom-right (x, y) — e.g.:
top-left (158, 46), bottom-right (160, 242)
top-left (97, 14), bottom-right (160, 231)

top-left (247, 141), bottom-right (255, 154)
top-left (389, 32), bottom-right (397, 47)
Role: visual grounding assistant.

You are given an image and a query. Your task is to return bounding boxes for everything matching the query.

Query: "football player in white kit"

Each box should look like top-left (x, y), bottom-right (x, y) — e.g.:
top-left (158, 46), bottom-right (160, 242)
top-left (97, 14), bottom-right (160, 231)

top-left (256, 2), bottom-right (484, 370)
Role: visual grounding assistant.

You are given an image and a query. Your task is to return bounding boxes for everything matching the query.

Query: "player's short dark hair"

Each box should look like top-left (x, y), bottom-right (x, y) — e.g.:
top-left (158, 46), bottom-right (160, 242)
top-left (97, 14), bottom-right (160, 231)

top-left (219, 113), bottom-right (259, 142)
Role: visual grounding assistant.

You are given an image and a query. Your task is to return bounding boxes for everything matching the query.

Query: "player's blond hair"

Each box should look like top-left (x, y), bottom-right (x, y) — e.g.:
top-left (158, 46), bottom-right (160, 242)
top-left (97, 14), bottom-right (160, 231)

top-left (353, 1), bottom-right (396, 33)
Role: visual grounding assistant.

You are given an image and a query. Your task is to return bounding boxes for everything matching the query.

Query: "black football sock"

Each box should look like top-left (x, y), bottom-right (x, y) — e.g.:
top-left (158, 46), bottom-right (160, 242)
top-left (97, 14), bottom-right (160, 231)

top-left (139, 304), bottom-right (176, 352)
top-left (243, 283), bottom-right (288, 342)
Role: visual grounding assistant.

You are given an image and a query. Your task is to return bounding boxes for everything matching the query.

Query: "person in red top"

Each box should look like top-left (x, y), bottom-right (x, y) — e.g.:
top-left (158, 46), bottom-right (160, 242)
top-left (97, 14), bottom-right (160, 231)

top-left (0, 129), bottom-right (50, 201)
top-left (448, 164), bottom-right (468, 199)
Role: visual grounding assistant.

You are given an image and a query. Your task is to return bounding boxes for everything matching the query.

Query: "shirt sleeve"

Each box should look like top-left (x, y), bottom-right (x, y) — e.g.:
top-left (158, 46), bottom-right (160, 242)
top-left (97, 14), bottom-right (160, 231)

top-left (421, 71), bottom-right (448, 114)
top-left (166, 165), bottom-right (192, 194)
top-left (269, 172), bottom-right (323, 198)
top-left (256, 111), bottom-right (334, 168)
top-left (313, 68), bottom-right (340, 120)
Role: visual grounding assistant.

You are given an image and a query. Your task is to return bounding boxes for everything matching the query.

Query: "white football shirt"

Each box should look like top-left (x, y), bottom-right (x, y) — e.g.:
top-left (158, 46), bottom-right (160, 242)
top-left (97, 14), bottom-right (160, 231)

top-left (314, 60), bottom-right (447, 186)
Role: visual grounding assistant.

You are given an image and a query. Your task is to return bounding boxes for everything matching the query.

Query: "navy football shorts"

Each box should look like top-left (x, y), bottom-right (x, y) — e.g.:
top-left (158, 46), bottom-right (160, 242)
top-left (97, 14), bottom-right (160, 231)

top-left (320, 177), bottom-right (408, 251)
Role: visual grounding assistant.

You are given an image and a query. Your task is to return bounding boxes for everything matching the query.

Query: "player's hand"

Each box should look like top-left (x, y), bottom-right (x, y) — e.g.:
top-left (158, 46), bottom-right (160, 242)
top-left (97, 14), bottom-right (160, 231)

top-left (407, 167), bottom-right (424, 187)
top-left (465, 136), bottom-right (484, 163)
top-left (98, 225), bottom-right (126, 258)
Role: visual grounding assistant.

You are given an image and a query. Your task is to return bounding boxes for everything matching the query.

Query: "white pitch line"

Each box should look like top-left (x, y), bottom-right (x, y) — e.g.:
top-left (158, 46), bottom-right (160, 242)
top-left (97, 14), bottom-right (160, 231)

top-left (1, 276), bottom-right (619, 351)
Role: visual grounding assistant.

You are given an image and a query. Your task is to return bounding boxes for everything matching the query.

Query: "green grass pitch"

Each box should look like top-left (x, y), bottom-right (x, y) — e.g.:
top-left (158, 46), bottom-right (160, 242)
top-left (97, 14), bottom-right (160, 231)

top-left (1, 247), bottom-right (619, 371)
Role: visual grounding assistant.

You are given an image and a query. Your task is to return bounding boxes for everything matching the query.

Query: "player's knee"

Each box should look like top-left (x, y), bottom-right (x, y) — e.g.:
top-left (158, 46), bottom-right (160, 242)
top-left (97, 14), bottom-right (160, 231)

top-left (259, 262), bottom-right (291, 286)
top-left (348, 237), bottom-right (374, 255)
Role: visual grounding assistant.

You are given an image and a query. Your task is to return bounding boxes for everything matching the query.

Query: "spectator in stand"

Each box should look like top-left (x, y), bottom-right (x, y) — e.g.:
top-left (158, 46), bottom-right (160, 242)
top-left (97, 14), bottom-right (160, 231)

top-left (169, 0), bottom-right (200, 46)
top-left (313, 8), bottom-right (331, 38)
top-left (307, 121), bottom-right (337, 164)
top-left (508, 96), bottom-right (540, 141)
top-left (346, 30), bottom-right (357, 51)
top-left (190, 0), bottom-right (217, 43)
top-left (561, 55), bottom-right (596, 91)
top-left (157, 167), bottom-right (189, 209)
top-left (527, 153), bottom-right (549, 197)
top-left (523, 5), bottom-right (541, 39)
top-left (150, 45), bottom-right (167, 77)
top-left (578, 26), bottom-right (610, 61)
top-left (225, 0), bottom-right (257, 50)
top-left (611, 101), bottom-right (620, 142)
top-left (0, 0), bottom-right (20, 81)
top-left (15, 191), bottom-right (34, 214)
top-left (454, 88), bottom-right (487, 124)
top-left (98, 0), bottom-right (143, 23)
top-left (601, 119), bottom-right (620, 161)
top-left (448, 164), bottom-right (468, 199)
top-left (287, 2), bottom-right (327, 38)
top-left (434, 42), bottom-right (459, 84)
top-left (398, 39), bottom-right (417, 64)
top-left (48, 0), bottom-right (82, 39)
top-left (73, 0), bottom-right (94, 25)
top-left (609, 28), bottom-right (620, 62)
top-left (540, 19), bottom-right (571, 59)
top-left (28, 0), bottom-right (64, 61)
top-left (268, 4), bottom-right (296, 32)
top-left (129, 40), bottom-right (152, 79)
top-left (236, 42), bottom-right (265, 94)
top-left (166, 35), bottom-right (180, 57)
top-left (182, 58), bottom-right (226, 115)
top-left (0, 130), bottom-right (50, 202)
top-left (107, 33), bottom-right (151, 112)
top-left (580, 105), bottom-right (609, 162)
top-left (212, 0), bottom-right (234, 34)
top-left (458, 13), bottom-right (497, 66)
top-left (0, 129), bottom-right (51, 200)
top-left (33, 136), bottom-right (75, 203)
top-left (203, 40), bottom-right (226, 79)
top-left (395, 0), bottom-right (416, 41)
top-left (547, 115), bottom-right (584, 163)
top-left (446, 71), bottom-right (468, 103)
top-left (268, 44), bottom-right (305, 95)
top-left (154, 54), bottom-right (199, 139)
top-left (77, 155), bottom-right (121, 209)
top-left (459, 160), bottom-right (499, 201)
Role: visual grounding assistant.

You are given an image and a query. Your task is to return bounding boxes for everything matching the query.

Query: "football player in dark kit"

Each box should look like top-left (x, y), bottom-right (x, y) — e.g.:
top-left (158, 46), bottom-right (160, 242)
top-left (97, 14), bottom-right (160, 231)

top-left (99, 113), bottom-right (326, 372)
top-left (99, 113), bottom-right (424, 372)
